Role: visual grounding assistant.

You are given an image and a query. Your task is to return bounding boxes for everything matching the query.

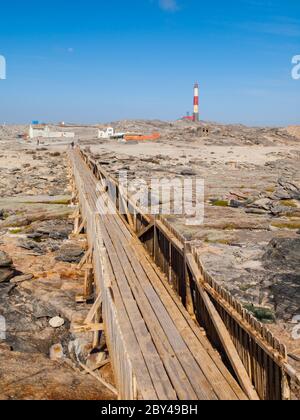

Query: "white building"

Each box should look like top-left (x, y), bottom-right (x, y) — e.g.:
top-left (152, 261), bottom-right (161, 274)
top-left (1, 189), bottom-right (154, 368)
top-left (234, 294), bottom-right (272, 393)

top-left (29, 125), bottom-right (75, 139)
top-left (98, 127), bottom-right (114, 139)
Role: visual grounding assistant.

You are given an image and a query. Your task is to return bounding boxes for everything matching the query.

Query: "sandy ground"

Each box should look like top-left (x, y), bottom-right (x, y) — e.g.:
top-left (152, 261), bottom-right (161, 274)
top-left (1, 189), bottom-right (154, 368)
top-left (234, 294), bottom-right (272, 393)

top-left (91, 142), bottom-right (299, 165)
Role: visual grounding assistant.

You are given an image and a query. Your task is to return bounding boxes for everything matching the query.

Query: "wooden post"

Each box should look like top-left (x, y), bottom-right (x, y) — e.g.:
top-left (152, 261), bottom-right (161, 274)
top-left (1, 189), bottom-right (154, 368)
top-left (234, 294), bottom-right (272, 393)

top-left (281, 370), bottom-right (291, 400)
top-left (153, 217), bottom-right (158, 264)
top-left (84, 251), bottom-right (94, 299)
top-left (184, 242), bottom-right (195, 316)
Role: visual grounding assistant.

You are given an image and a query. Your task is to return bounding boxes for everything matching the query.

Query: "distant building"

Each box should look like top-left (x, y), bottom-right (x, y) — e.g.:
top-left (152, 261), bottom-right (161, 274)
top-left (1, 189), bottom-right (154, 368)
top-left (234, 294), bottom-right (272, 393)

top-left (29, 125), bottom-right (75, 139)
top-left (98, 127), bottom-right (114, 139)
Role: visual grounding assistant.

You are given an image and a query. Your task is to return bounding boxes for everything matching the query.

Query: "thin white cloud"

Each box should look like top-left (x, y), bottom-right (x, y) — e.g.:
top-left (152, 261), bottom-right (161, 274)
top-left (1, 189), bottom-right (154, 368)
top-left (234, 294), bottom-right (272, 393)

top-left (239, 18), bottom-right (300, 38)
top-left (159, 0), bottom-right (179, 12)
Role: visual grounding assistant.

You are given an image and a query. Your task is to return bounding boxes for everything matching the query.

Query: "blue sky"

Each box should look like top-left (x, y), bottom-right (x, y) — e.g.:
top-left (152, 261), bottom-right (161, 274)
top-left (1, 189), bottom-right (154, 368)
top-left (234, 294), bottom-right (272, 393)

top-left (0, 0), bottom-right (299, 125)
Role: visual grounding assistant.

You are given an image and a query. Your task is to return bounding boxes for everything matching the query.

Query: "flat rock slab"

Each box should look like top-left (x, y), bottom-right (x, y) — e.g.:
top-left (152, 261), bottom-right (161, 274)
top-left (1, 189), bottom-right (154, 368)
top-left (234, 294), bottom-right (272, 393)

top-left (10, 274), bottom-right (34, 284)
top-left (0, 349), bottom-right (116, 400)
top-left (262, 238), bottom-right (300, 272)
top-left (0, 195), bottom-right (71, 205)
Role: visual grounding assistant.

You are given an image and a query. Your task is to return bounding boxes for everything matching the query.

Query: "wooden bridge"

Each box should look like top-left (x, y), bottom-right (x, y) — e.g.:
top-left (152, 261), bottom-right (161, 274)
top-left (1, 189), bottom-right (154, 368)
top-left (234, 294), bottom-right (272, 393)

top-left (69, 147), bottom-right (299, 400)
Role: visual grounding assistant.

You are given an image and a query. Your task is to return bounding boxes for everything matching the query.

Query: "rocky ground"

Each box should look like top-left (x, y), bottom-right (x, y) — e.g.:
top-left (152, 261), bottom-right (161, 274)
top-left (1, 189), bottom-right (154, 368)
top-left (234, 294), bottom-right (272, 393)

top-left (0, 120), bottom-right (299, 399)
top-left (0, 131), bottom-right (115, 400)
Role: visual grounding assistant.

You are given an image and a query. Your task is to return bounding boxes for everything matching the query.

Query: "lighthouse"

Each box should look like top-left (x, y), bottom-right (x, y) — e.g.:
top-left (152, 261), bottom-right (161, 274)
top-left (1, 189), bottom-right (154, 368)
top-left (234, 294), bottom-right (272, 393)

top-left (193, 82), bottom-right (199, 122)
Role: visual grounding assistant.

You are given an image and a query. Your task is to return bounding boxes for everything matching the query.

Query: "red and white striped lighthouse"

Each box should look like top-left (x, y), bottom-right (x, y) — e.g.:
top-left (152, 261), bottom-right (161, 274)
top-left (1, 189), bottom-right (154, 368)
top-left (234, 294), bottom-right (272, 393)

top-left (193, 82), bottom-right (199, 122)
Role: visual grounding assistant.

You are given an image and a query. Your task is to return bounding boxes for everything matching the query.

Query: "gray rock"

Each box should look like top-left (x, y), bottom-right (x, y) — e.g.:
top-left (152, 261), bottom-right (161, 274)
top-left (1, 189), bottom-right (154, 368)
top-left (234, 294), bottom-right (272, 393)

top-left (56, 243), bottom-right (84, 263)
top-left (245, 208), bottom-right (268, 215)
top-left (0, 268), bottom-right (15, 283)
top-left (18, 239), bottom-right (45, 255)
top-left (0, 251), bottom-right (13, 268)
top-left (36, 220), bottom-right (72, 240)
top-left (230, 200), bottom-right (245, 208)
top-left (278, 178), bottom-right (300, 200)
top-left (270, 204), bottom-right (296, 216)
top-left (180, 168), bottom-right (197, 176)
top-left (27, 233), bottom-right (43, 241)
top-left (272, 188), bottom-right (292, 200)
top-left (248, 198), bottom-right (271, 211)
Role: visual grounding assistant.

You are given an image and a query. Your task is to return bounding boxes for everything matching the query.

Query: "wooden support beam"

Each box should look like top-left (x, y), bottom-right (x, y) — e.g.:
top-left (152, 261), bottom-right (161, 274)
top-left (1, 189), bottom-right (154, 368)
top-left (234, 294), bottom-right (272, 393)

top-left (71, 322), bottom-right (104, 334)
top-left (77, 247), bottom-right (92, 270)
top-left (78, 361), bottom-right (118, 396)
top-left (186, 253), bottom-right (260, 401)
top-left (93, 309), bottom-right (102, 349)
top-left (137, 222), bottom-right (154, 239)
top-left (74, 218), bottom-right (86, 236)
top-left (281, 370), bottom-right (291, 400)
top-left (85, 292), bottom-right (103, 325)
top-left (84, 266), bottom-right (94, 298)
top-left (184, 244), bottom-right (195, 317)
top-left (119, 185), bottom-right (135, 230)
top-left (83, 359), bottom-right (111, 375)
top-left (69, 207), bottom-right (80, 220)
top-left (73, 215), bottom-right (81, 235)
top-left (155, 219), bottom-right (184, 253)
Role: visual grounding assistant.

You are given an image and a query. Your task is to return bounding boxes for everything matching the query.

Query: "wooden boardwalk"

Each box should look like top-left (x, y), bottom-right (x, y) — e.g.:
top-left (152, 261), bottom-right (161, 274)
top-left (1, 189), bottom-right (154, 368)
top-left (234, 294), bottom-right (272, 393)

top-left (70, 149), bottom-right (249, 400)
top-left (69, 148), bottom-right (299, 400)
